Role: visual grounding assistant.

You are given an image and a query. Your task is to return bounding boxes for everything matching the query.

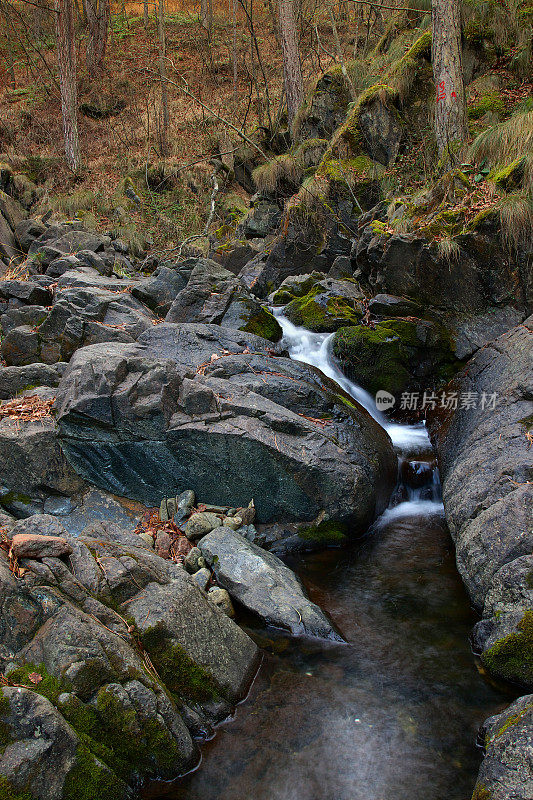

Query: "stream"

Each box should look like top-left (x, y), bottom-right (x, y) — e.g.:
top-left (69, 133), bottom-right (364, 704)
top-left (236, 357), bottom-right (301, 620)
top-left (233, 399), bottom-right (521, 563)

top-left (161, 316), bottom-right (512, 800)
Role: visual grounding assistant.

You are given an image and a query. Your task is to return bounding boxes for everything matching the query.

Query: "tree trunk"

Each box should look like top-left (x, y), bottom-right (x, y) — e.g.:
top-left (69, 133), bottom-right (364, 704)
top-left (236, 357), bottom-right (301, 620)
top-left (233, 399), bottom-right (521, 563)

top-left (143, 0), bottom-right (149, 28)
top-left (158, 0), bottom-right (170, 157)
top-left (278, 0), bottom-right (303, 130)
top-left (55, 0), bottom-right (81, 171)
top-left (86, 0), bottom-right (110, 75)
top-left (431, 0), bottom-right (467, 165)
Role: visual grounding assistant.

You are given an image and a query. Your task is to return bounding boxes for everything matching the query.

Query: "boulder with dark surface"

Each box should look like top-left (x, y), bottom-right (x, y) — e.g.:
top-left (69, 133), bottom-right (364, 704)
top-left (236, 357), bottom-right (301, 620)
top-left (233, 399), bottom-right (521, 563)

top-left (0, 279), bottom-right (53, 307)
top-left (15, 218), bottom-right (46, 252)
top-left (428, 319), bottom-right (533, 609)
top-left (0, 362), bottom-right (66, 400)
top-left (55, 323), bottom-right (397, 526)
top-left (199, 526), bottom-right (343, 640)
top-left (354, 224), bottom-right (532, 315)
top-left (131, 265), bottom-right (188, 315)
top-left (472, 695), bottom-right (533, 800)
top-left (0, 212), bottom-right (18, 266)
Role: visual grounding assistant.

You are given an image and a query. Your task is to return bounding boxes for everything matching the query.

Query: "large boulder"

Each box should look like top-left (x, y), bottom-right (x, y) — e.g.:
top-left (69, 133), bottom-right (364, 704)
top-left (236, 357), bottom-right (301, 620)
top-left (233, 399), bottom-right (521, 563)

top-left (55, 323), bottom-right (397, 526)
top-left (472, 695), bottom-right (533, 800)
top-left (428, 319), bottom-right (533, 609)
top-left (199, 526), bottom-right (343, 640)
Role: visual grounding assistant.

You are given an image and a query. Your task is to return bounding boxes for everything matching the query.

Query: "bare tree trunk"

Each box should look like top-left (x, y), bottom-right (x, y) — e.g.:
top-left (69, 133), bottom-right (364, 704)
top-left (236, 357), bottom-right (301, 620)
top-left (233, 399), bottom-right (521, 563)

top-left (432, 0), bottom-right (467, 165)
top-left (144, 0), bottom-right (149, 27)
top-left (278, 0), bottom-right (303, 130)
top-left (55, 0), bottom-right (80, 171)
top-left (0, 0), bottom-right (16, 88)
top-left (86, 0), bottom-right (110, 75)
top-left (200, 0), bottom-right (213, 39)
top-left (158, 0), bottom-right (170, 156)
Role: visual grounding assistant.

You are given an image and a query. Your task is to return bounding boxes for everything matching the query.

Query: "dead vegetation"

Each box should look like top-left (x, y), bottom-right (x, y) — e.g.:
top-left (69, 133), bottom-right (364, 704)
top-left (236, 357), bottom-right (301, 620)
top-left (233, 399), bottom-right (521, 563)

top-left (0, 395), bottom-right (55, 424)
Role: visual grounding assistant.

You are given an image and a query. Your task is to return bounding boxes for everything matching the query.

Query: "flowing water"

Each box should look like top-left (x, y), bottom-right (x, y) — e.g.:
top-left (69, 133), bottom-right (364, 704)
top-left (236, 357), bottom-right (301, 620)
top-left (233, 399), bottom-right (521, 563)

top-left (159, 316), bottom-right (512, 800)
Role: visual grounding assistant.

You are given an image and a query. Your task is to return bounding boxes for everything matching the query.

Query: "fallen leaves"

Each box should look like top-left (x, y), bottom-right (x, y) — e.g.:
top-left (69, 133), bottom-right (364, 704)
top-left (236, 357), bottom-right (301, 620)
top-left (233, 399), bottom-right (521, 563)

top-left (134, 508), bottom-right (193, 563)
top-left (0, 395), bottom-right (55, 424)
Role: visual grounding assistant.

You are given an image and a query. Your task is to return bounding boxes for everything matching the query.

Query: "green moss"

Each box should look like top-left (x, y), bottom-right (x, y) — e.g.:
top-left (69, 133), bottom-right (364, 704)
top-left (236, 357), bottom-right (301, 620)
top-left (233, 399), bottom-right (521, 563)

top-left (471, 784), bottom-right (492, 800)
top-left (333, 323), bottom-right (412, 396)
top-left (6, 663), bottom-right (65, 705)
top-left (0, 777), bottom-right (33, 800)
top-left (468, 92), bottom-right (504, 120)
top-left (61, 686), bottom-right (186, 782)
top-left (299, 520), bottom-right (348, 545)
top-left (482, 609), bottom-right (533, 687)
top-left (285, 288), bottom-right (362, 333)
top-left (62, 745), bottom-right (126, 800)
top-left (489, 158), bottom-right (525, 190)
top-left (141, 627), bottom-right (219, 702)
top-left (488, 701), bottom-right (533, 744)
top-left (239, 305), bottom-right (282, 341)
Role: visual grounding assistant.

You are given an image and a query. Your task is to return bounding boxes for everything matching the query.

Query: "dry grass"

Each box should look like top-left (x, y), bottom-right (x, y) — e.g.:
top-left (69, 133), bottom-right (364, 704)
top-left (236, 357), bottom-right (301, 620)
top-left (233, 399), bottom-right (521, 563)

top-left (498, 191), bottom-right (533, 250)
top-left (436, 236), bottom-right (461, 262)
top-left (469, 111), bottom-right (533, 182)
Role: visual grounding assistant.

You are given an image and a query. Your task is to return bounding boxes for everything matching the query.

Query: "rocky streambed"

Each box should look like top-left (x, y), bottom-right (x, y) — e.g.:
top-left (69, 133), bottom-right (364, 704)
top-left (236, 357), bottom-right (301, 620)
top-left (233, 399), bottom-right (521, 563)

top-left (0, 185), bottom-right (531, 800)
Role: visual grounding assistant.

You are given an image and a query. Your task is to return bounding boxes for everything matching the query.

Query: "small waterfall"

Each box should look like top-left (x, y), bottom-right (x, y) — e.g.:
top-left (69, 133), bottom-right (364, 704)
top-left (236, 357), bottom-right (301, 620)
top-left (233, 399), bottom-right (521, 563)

top-left (273, 311), bottom-right (444, 519)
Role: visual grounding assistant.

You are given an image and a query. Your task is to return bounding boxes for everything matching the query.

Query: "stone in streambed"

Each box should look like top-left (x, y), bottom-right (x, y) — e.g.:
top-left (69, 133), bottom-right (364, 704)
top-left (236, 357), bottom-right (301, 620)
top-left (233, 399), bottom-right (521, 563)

top-left (472, 695), bottom-right (533, 800)
top-left (10, 533), bottom-right (73, 559)
top-left (199, 526), bottom-right (344, 641)
top-left (208, 587), bottom-right (235, 618)
top-left (185, 512), bottom-right (222, 541)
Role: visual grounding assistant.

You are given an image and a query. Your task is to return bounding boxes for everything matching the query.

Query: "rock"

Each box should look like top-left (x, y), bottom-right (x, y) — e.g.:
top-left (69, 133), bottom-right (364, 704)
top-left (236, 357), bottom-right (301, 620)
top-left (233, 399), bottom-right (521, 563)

top-left (354, 224), bottom-right (531, 315)
top-left (283, 276), bottom-right (364, 333)
top-left (0, 212), bottom-right (18, 265)
top-left (1, 324), bottom-right (41, 365)
top-left (222, 516), bottom-right (242, 530)
top-left (55, 324), bottom-right (397, 526)
top-left (131, 266), bottom-right (187, 315)
top-left (358, 97), bottom-right (403, 166)
top-left (237, 196), bottom-right (282, 239)
top-left (473, 695), bottom-right (533, 800)
top-left (184, 547), bottom-right (203, 574)
top-left (199, 527), bottom-right (343, 640)
top-left (1, 304), bottom-right (48, 335)
top-left (0, 687), bottom-right (128, 800)
top-left (46, 254), bottom-right (82, 278)
top-left (137, 531), bottom-right (154, 549)
top-left (15, 219), bottom-right (46, 252)
top-left (294, 71), bottom-right (352, 141)
top-left (428, 319), bottom-right (533, 608)
top-left (56, 267), bottom-right (138, 292)
top-left (185, 512), bottom-right (222, 541)
top-left (333, 317), bottom-right (459, 396)
top-left (0, 414), bottom-right (85, 508)
top-left (219, 296), bottom-right (282, 341)
top-left (368, 293), bottom-right (423, 318)
top-left (0, 190), bottom-right (26, 229)
top-left (208, 587), bottom-right (235, 617)
top-left (10, 533), bottom-right (73, 559)
top-left (175, 489), bottom-right (195, 523)
top-left (0, 279), bottom-right (53, 306)
top-left (192, 567), bottom-right (211, 590)
top-left (471, 555), bottom-right (533, 690)
top-left (444, 306), bottom-right (525, 360)
top-left (155, 531), bottom-right (172, 558)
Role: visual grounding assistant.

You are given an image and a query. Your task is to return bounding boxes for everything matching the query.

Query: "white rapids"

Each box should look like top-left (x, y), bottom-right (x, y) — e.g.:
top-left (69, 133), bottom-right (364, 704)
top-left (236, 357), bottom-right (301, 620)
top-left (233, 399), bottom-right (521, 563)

top-left (273, 311), bottom-right (444, 518)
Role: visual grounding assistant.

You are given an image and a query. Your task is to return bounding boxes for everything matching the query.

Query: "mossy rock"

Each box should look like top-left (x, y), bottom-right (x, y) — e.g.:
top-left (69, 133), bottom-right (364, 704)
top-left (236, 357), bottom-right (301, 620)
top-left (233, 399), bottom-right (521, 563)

top-left (285, 287), bottom-right (363, 333)
top-left (0, 777), bottom-right (33, 800)
top-left (481, 609), bottom-right (533, 688)
top-left (468, 91), bottom-right (504, 120)
top-left (140, 627), bottom-right (220, 703)
top-left (298, 520), bottom-right (348, 546)
top-left (238, 303), bottom-right (282, 342)
top-left (333, 323), bottom-right (412, 396)
top-left (489, 158), bottom-right (525, 191)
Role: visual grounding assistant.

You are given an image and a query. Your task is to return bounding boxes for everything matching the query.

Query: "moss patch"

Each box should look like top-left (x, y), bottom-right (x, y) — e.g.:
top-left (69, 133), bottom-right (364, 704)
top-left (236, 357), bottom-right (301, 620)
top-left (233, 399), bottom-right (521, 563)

top-left (333, 323), bottom-right (412, 396)
top-left (285, 288), bottom-right (363, 333)
top-left (62, 744), bottom-right (126, 800)
top-left (238, 304), bottom-right (282, 341)
top-left (299, 520), bottom-right (348, 545)
top-left (0, 777), bottom-right (33, 800)
top-left (482, 609), bottom-right (533, 687)
top-left (141, 627), bottom-right (219, 702)
top-left (6, 663), bottom-right (65, 705)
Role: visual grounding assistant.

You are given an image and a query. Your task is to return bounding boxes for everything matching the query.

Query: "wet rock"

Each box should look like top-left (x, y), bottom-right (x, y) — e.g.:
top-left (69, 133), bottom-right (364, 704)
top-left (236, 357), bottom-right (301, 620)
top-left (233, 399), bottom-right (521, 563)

top-left (199, 526), bottom-right (344, 640)
top-left (10, 533), bottom-right (73, 559)
top-left (208, 586), bottom-right (235, 617)
top-left (368, 293), bottom-right (423, 318)
top-left (473, 695), bottom-right (533, 800)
